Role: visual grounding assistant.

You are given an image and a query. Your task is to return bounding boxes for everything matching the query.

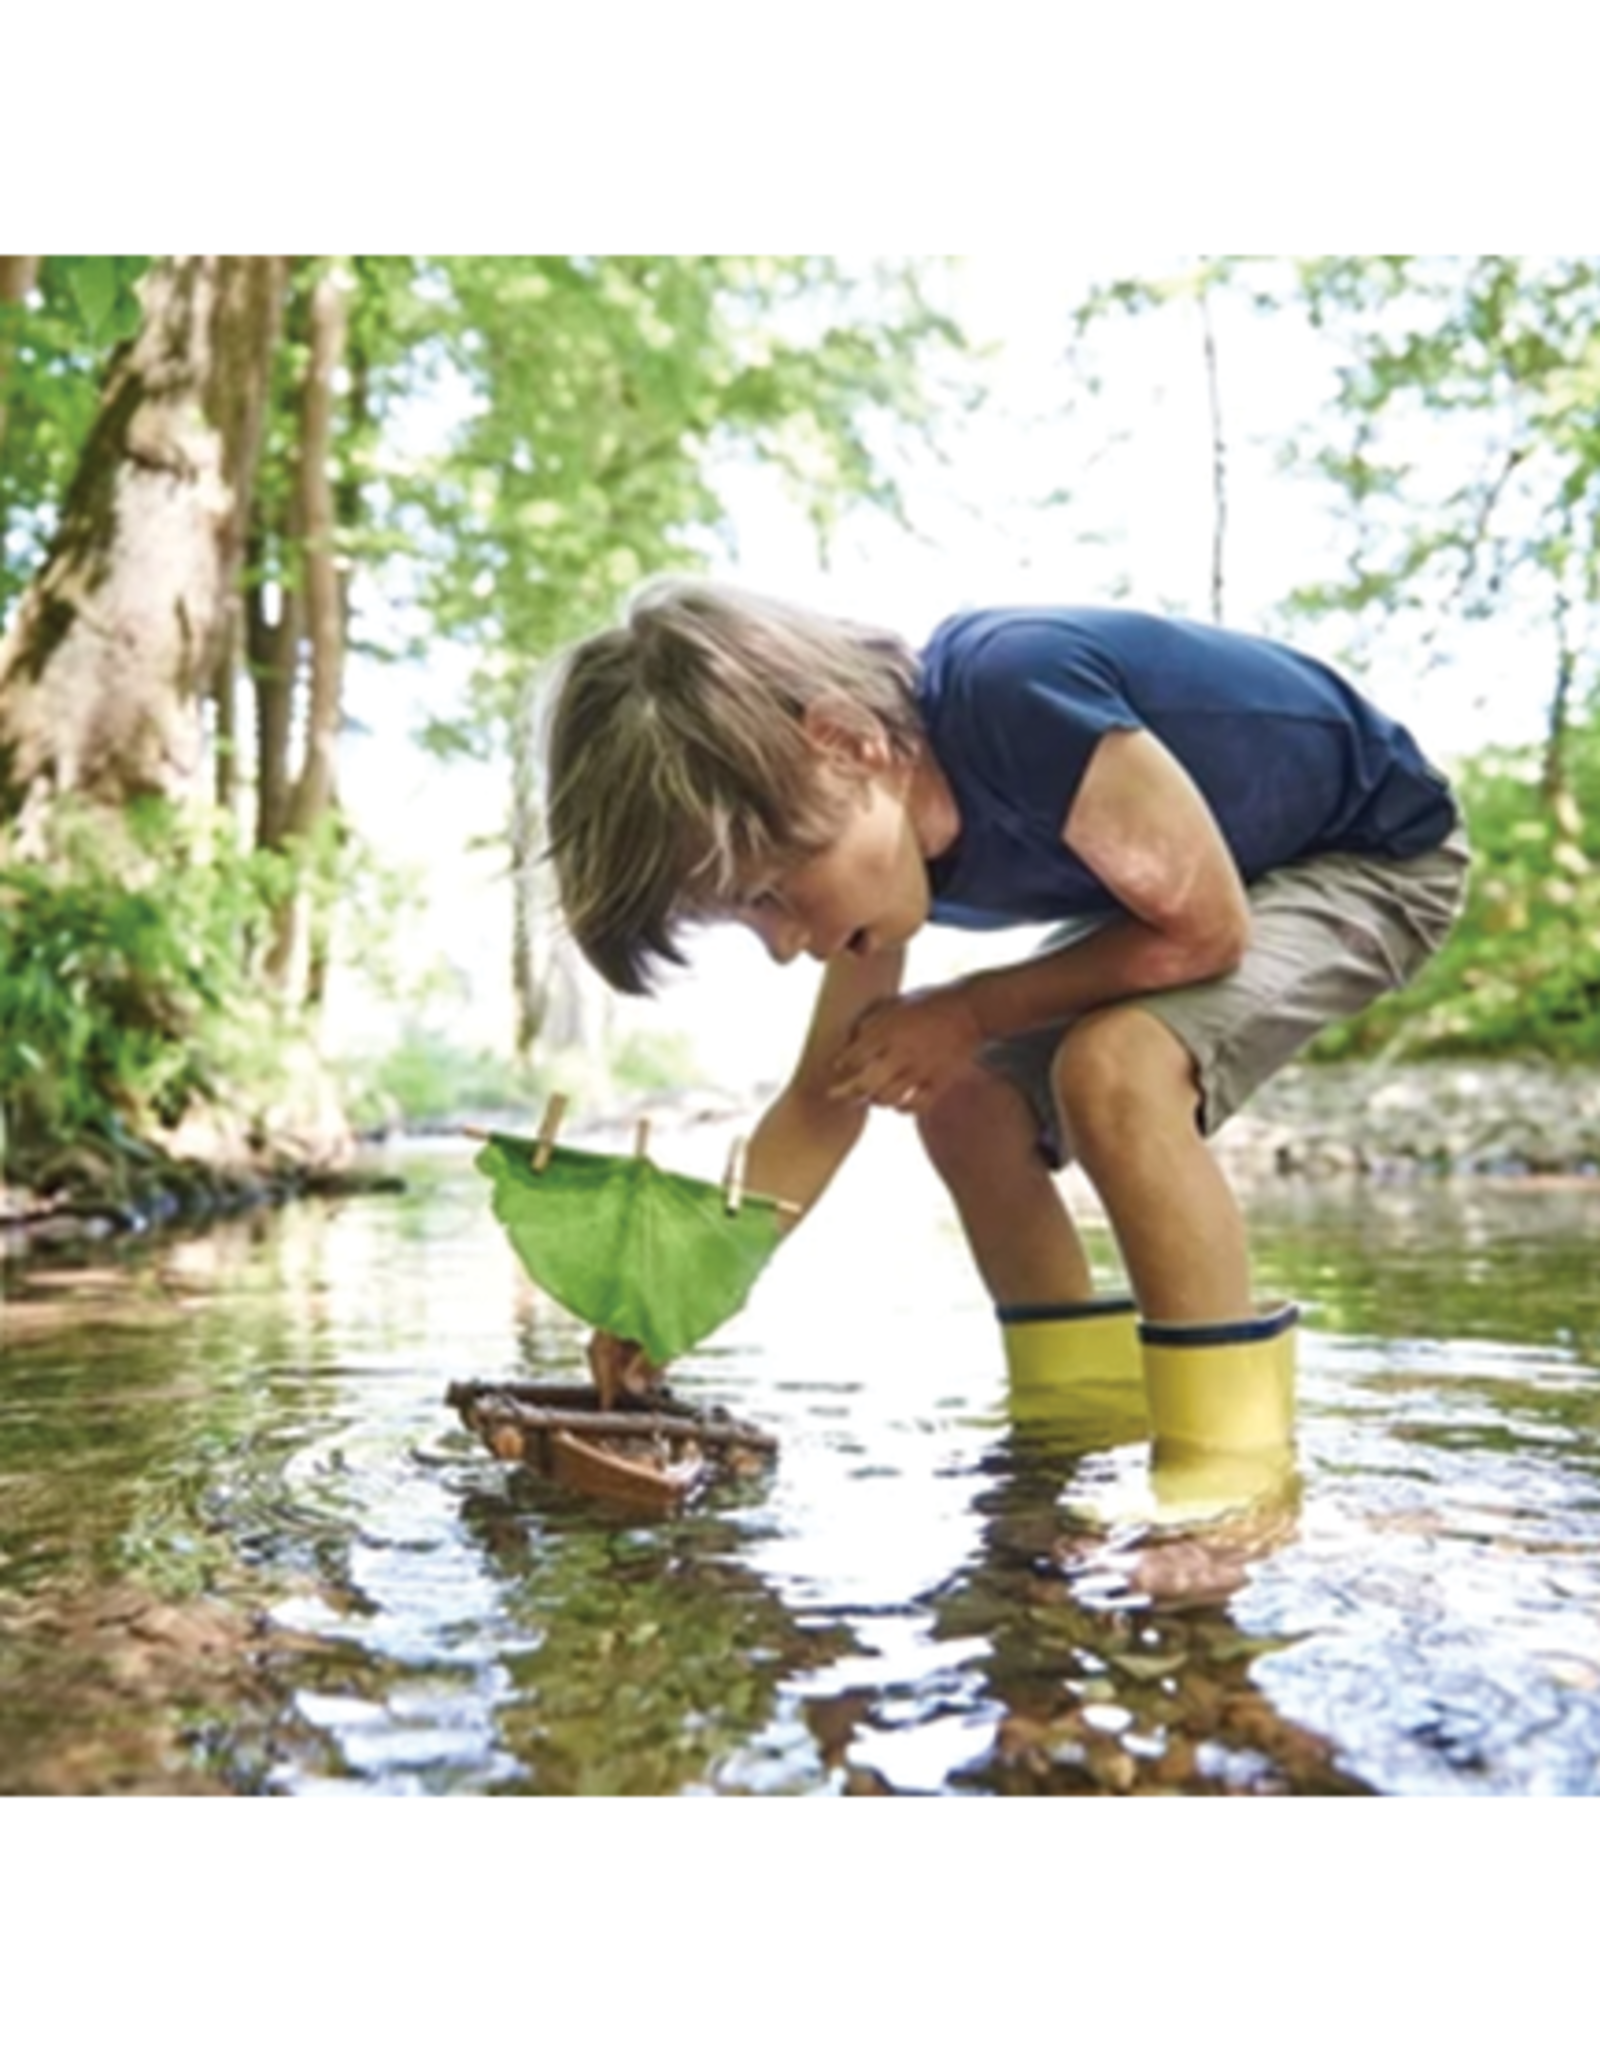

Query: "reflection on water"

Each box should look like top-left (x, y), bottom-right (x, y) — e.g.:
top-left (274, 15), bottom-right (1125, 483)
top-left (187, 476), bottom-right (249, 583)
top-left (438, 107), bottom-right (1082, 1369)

top-left (3, 1121), bottom-right (1599, 1795)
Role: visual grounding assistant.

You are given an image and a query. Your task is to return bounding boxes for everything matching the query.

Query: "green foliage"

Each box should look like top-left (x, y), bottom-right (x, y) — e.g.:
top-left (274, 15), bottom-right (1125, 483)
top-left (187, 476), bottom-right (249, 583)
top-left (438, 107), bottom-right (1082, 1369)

top-left (0, 804), bottom-right (292, 1157)
top-left (1257, 256), bottom-right (1600, 1062)
top-left (365, 255), bottom-right (967, 754)
top-left (341, 1021), bottom-right (702, 1131)
top-left (1279, 258), bottom-right (1600, 661)
top-left (607, 1026), bottom-right (700, 1097)
top-left (59, 258), bottom-right (149, 348)
top-left (345, 1025), bottom-right (547, 1128)
top-left (1310, 732), bottom-right (1600, 1063)
top-left (1063, 254), bottom-right (1600, 1070)
top-left (0, 258), bottom-right (152, 613)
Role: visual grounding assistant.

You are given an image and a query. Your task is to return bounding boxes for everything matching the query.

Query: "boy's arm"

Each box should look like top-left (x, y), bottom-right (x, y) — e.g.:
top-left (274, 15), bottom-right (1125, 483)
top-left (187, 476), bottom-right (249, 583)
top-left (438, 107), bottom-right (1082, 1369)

top-left (589, 946), bottom-right (903, 1405)
top-left (831, 728), bottom-right (1251, 1108)
top-left (971, 725), bottom-right (1251, 1030)
top-left (746, 943), bottom-right (906, 1225)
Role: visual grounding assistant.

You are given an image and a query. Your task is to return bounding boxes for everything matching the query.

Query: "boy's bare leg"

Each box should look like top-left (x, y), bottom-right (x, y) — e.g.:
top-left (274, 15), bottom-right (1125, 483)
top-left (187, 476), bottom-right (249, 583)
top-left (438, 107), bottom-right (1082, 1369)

top-left (1052, 1006), bottom-right (1253, 1325)
top-left (917, 1063), bottom-right (1097, 1305)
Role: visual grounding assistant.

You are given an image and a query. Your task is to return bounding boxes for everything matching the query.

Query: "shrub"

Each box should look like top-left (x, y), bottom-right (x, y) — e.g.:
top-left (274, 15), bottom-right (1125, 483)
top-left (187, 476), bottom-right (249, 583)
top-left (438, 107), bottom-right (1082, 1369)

top-left (1310, 729), bottom-right (1600, 1063)
top-left (0, 804), bottom-right (289, 1159)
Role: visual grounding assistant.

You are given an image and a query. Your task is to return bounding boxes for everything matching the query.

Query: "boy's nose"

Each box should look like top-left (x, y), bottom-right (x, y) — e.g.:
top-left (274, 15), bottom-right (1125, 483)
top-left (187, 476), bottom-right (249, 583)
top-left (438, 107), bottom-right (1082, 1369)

top-left (752, 904), bottom-right (807, 965)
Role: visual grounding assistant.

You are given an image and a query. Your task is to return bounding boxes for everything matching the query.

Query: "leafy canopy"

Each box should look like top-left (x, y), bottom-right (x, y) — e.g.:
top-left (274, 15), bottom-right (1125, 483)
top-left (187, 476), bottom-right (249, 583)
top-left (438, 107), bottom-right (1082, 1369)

top-left (368, 255), bottom-right (965, 757)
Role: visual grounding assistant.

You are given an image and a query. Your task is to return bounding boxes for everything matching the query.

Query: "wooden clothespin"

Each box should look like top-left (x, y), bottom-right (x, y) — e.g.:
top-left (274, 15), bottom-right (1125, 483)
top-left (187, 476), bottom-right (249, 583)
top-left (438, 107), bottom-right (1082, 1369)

top-left (533, 1093), bottom-right (568, 1173)
top-left (723, 1136), bottom-right (747, 1215)
top-left (722, 1136), bottom-right (804, 1221)
top-left (633, 1118), bottom-right (652, 1160)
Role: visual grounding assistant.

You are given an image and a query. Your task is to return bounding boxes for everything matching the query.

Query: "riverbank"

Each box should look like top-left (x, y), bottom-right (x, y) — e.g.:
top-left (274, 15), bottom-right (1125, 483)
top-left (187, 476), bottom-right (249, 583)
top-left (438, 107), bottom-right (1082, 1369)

top-left (5, 1058), bottom-right (1599, 1266)
top-left (0, 1136), bottom-right (406, 1265)
top-left (1210, 1058), bottom-right (1600, 1181)
top-left (617, 1057), bottom-right (1600, 1185)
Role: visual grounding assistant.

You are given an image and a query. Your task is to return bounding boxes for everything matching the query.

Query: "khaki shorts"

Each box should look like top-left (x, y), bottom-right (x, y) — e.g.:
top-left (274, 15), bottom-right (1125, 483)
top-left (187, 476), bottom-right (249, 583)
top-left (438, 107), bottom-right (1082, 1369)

top-left (983, 827), bottom-right (1471, 1167)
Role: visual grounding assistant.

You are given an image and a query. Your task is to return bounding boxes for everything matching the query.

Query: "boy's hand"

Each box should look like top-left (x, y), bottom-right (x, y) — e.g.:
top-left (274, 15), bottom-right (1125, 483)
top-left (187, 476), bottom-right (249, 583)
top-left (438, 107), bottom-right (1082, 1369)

top-left (588, 1329), bottom-right (665, 1410)
top-left (827, 984), bottom-right (984, 1114)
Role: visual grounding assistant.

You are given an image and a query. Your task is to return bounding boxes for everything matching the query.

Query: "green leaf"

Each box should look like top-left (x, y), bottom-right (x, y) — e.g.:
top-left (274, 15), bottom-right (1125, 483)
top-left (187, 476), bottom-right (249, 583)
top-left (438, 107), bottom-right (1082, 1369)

top-left (64, 257), bottom-right (120, 341)
top-left (475, 1131), bottom-right (783, 1364)
top-left (57, 255), bottom-right (148, 347)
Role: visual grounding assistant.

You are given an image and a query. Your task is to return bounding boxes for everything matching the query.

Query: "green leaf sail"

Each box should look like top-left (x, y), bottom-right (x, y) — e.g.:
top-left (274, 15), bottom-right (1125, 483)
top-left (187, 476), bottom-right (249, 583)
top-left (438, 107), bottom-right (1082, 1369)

top-left (474, 1133), bottom-right (783, 1365)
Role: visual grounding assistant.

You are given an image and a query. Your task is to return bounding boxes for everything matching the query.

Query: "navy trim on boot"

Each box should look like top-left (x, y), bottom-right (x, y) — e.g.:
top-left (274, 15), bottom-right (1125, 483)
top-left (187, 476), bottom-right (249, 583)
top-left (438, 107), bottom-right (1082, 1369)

top-left (998, 1296), bottom-right (1137, 1327)
top-left (1138, 1301), bottom-right (1300, 1347)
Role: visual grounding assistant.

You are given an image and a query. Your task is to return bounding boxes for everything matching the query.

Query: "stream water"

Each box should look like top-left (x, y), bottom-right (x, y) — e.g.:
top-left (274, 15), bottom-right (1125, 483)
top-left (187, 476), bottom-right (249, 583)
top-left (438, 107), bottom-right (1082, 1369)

top-left (3, 1119), bottom-right (1599, 1796)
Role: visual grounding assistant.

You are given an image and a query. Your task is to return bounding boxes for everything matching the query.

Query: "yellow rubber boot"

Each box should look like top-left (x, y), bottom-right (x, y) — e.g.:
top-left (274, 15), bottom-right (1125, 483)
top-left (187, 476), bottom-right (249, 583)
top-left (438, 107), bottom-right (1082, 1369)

top-left (1139, 1300), bottom-right (1300, 1524)
top-left (998, 1297), bottom-right (1145, 1452)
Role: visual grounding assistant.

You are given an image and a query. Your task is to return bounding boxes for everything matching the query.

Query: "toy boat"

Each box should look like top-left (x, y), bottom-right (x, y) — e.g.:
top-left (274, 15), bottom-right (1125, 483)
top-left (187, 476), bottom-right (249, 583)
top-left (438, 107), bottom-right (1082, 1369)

top-left (446, 1377), bottom-right (778, 1511)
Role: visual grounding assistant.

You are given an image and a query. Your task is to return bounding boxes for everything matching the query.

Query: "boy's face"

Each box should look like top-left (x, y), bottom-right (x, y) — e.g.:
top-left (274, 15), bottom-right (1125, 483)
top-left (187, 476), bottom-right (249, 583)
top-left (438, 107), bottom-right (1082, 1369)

top-left (731, 761), bottom-right (932, 968)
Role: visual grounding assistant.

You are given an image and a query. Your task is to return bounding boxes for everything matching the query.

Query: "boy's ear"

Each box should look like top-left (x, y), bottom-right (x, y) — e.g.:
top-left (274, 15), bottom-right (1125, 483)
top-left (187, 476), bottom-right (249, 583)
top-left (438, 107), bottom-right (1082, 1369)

top-left (801, 700), bottom-right (890, 770)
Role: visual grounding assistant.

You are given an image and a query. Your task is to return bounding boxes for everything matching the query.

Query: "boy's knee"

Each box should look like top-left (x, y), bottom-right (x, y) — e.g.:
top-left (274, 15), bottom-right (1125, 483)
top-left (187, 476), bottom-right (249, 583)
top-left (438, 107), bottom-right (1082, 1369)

top-left (1051, 1007), bottom-right (1200, 1163)
top-left (917, 1065), bottom-right (1029, 1182)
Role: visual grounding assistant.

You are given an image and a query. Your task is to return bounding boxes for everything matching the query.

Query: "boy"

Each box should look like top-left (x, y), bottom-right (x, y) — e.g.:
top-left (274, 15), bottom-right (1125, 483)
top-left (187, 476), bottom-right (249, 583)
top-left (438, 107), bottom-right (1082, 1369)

top-left (545, 582), bottom-right (1468, 1494)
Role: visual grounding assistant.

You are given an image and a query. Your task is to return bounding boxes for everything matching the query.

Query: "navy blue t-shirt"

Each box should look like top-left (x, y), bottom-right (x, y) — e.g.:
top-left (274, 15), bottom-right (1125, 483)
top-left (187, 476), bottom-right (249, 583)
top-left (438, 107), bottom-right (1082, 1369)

top-left (915, 607), bottom-right (1458, 931)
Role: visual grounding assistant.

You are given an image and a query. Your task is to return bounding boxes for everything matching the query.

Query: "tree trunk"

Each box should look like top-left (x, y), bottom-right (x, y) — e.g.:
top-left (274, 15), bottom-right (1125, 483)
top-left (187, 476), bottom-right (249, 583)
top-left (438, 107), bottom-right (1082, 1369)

top-left (509, 672), bottom-right (545, 1056)
top-left (263, 264), bottom-right (350, 993)
top-left (0, 256), bottom-right (40, 458)
top-left (1541, 581), bottom-right (1580, 841)
top-left (247, 510), bottom-right (301, 852)
top-left (509, 667), bottom-right (607, 1062)
top-left (278, 266), bottom-right (347, 846)
top-left (210, 591), bottom-right (242, 817)
top-left (0, 257), bottom-right (286, 849)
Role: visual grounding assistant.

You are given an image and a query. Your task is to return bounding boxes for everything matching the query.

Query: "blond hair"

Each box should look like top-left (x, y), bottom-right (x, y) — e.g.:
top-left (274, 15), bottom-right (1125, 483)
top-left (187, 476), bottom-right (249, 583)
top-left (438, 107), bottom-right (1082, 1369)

top-left (544, 580), bottom-right (921, 993)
